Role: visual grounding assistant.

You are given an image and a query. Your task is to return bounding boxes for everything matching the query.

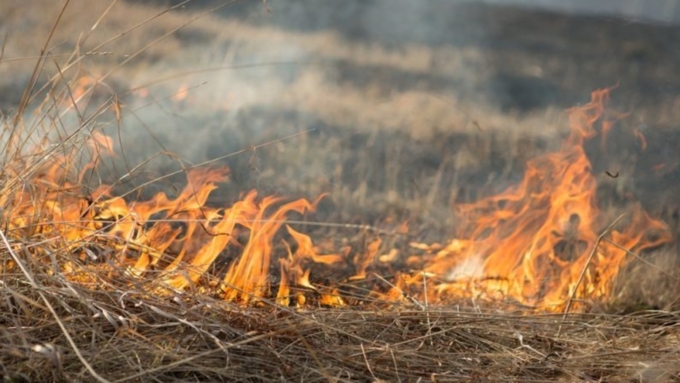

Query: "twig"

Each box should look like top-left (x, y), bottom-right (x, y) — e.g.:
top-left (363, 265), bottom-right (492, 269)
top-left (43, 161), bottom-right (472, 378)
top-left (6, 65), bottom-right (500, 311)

top-left (422, 272), bottom-right (434, 346)
top-left (360, 343), bottom-right (379, 382)
top-left (558, 214), bottom-right (625, 337)
top-left (603, 238), bottom-right (680, 282)
top-left (390, 348), bottom-right (402, 383)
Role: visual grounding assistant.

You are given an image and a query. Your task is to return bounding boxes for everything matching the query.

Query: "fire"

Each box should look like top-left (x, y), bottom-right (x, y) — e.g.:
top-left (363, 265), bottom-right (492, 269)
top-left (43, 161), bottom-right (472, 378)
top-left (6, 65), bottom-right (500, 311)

top-left (172, 83), bottom-right (190, 102)
top-left (70, 76), bottom-right (96, 103)
top-left (394, 89), bottom-right (672, 310)
top-left (1, 88), bottom-right (672, 311)
top-left (2, 138), bottom-right (304, 302)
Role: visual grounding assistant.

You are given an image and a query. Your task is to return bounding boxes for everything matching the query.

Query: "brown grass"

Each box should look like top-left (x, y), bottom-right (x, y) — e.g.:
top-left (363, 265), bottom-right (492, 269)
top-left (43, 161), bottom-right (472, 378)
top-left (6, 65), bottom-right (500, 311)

top-left (1, 258), bottom-right (679, 382)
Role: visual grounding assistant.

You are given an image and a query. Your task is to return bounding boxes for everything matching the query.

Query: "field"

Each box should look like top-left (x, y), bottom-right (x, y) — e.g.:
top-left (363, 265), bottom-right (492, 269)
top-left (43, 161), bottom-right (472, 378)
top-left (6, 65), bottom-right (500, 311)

top-left (1, 0), bottom-right (679, 381)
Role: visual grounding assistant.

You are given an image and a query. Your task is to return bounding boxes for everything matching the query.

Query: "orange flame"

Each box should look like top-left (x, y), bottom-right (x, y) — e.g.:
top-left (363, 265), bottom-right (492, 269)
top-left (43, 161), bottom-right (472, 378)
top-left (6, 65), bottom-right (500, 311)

top-left (172, 84), bottom-right (190, 102)
top-left (71, 76), bottom-right (96, 102)
top-left (2, 133), bottom-right (327, 304)
top-left (395, 89), bottom-right (671, 310)
top-left (2, 88), bottom-right (672, 312)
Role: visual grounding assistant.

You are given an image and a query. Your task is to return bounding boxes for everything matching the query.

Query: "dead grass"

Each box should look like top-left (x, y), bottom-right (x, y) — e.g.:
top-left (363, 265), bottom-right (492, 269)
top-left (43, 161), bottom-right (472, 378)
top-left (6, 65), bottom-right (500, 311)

top-left (1, 256), bottom-right (679, 383)
top-left (611, 246), bottom-right (680, 312)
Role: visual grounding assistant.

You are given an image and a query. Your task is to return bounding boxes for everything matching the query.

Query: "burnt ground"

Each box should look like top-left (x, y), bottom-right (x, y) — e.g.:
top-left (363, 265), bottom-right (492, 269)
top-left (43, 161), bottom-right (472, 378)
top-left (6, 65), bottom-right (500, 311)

top-left (1, 0), bottom-right (679, 290)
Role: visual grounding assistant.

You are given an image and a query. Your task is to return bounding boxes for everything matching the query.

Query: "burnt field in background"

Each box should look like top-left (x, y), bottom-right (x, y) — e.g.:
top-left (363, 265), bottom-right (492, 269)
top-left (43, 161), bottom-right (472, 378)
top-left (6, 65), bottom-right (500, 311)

top-left (96, 1), bottom-right (680, 239)
top-left (1, 1), bottom-right (679, 277)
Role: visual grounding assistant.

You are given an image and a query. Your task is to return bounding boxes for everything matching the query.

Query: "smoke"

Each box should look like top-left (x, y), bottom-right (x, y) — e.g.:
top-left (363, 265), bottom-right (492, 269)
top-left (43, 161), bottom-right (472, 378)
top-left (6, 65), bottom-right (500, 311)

top-left (1, 0), bottom-right (679, 230)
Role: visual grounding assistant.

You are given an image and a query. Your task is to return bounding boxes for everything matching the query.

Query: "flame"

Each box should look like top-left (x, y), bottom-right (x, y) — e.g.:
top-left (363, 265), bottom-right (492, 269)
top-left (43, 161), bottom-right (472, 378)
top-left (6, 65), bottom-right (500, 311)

top-left (135, 87), bottom-right (149, 98)
top-left (2, 133), bottom-right (328, 305)
top-left (71, 76), bottom-right (96, 102)
top-left (395, 88), bottom-right (671, 310)
top-left (172, 84), bottom-right (190, 102)
top-left (2, 88), bottom-right (672, 312)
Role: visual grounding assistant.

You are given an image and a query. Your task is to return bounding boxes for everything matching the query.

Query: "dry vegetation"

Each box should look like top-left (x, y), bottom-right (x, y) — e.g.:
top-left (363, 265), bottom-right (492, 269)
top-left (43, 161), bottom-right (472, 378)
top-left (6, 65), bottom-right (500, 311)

top-left (1, 0), bottom-right (680, 381)
top-left (2, 266), bottom-right (680, 382)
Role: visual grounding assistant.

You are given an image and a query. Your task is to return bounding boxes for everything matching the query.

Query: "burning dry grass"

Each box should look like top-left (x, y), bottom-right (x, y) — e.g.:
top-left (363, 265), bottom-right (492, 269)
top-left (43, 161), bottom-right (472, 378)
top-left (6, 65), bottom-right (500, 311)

top-left (2, 1), bottom-right (680, 381)
top-left (1, 89), bottom-right (678, 383)
top-left (2, 86), bottom-right (671, 313)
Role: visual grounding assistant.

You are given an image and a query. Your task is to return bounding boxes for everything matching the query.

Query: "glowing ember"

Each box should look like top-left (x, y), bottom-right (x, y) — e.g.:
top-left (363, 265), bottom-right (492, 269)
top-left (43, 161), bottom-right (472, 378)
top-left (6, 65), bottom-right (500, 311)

top-left (1, 88), bottom-right (672, 311)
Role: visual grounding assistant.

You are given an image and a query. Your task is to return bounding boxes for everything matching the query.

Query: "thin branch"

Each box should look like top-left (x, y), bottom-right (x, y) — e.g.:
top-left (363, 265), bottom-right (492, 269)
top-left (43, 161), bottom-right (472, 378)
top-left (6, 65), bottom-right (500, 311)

top-left (558, 214), bottom-right (625, 337)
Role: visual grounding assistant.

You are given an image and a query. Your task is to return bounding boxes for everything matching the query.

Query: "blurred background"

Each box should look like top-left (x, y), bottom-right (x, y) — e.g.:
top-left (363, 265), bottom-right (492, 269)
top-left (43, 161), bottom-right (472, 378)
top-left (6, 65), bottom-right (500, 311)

top-left (487, 0), bottom-right (680, 23)
top-left (1, 0), bottom-right (679, 241)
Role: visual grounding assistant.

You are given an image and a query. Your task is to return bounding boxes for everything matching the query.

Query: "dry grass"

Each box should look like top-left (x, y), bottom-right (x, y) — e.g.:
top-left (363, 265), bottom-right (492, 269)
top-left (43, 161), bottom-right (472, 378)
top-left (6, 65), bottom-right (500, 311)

top-left (611, 246), bottom-right (680, 312)
top-left (3, 241), bottom-right (676, 374)
top-left (1, 1), bottom-right (680, 382)
top-left (1, 259), bottom-right (679, 383)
